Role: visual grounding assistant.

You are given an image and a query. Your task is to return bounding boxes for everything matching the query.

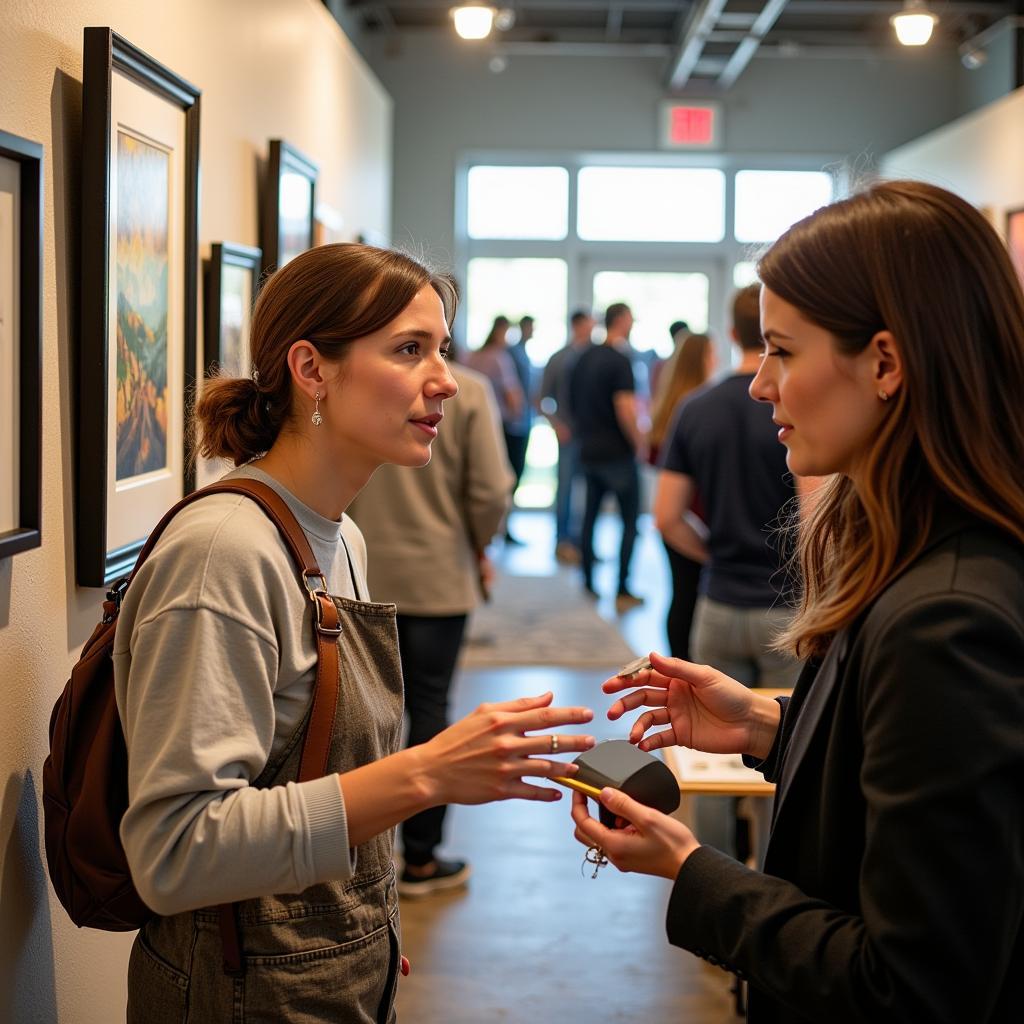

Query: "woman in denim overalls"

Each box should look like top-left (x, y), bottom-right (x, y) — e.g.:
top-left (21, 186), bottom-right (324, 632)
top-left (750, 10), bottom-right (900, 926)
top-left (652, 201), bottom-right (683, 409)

top-left (117, 245), bottom-right (596, 1022)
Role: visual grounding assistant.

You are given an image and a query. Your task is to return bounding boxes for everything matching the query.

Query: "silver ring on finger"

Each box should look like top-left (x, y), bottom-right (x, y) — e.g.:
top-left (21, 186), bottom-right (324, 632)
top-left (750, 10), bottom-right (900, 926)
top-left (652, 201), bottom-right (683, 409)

top-left (550, 733), bottom-right (559, 754)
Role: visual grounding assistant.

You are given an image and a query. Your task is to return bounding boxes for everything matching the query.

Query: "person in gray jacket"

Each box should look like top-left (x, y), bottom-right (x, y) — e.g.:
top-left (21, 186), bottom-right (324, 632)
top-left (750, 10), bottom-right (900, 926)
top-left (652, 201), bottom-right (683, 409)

top-left (350, 363), bottom-right (513, 897)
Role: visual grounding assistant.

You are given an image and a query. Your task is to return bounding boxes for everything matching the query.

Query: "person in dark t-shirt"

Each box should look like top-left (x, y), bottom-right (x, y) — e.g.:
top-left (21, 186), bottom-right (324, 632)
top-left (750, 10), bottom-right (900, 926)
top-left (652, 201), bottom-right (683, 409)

top-left (655, 284), bottom-right (807, 858)
top-left (568, 303), bottom-right (644, 610)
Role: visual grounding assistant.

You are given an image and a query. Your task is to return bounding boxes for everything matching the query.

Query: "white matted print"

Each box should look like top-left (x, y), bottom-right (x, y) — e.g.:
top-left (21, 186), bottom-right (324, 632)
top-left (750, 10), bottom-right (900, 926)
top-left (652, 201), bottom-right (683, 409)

top-left (104, 69), bottom-right (186, 558)
top-left (0, 157), bottom-right (18, 536)
top-left (218, 261), bottom-right (252, 378)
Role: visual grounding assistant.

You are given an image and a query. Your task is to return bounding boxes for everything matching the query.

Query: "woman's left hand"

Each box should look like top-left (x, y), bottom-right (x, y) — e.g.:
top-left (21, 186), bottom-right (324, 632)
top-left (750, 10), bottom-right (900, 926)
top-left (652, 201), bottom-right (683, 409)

top-left (570, 788), bottom-right (700, 881)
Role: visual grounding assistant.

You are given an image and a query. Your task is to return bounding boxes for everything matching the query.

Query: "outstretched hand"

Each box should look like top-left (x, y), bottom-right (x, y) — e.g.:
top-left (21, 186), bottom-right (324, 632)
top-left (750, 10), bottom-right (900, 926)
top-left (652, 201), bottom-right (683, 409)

top-left (605, 651), bottom-right (778, 759)
top-left (426, 692), bottom-right (596, 805)
top-left (570, 788), bottom-right (699, 881)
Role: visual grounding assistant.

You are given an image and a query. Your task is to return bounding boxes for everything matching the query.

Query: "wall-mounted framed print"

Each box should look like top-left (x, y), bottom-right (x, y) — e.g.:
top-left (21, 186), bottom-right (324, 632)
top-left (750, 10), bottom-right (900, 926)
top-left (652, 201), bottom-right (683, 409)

top-left (204, 242), bottom-right (261, 379)
top-left (0, 130), bottom-right (43, 561)
top-left (77, 28), bottom-right (200, 587)
top-left (1006, 207), bottom-right (1024, 288)
top-left (261, 139), bottom-right (317, 275)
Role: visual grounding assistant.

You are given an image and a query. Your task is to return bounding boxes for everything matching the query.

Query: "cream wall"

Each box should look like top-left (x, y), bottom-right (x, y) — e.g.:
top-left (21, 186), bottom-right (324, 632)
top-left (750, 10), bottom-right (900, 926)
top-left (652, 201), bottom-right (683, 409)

top-left (883, 83), bottom-right (1024, 224)
top-left (0, 1), bottom-right (391, 1020)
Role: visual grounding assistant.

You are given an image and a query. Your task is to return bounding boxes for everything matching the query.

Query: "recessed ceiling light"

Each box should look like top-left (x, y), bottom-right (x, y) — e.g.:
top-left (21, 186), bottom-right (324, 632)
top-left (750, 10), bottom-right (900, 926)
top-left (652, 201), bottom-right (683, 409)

top-left (891, 0), bottom-right (938, 47)
top-left (452, 5), bottom-right (495, 41)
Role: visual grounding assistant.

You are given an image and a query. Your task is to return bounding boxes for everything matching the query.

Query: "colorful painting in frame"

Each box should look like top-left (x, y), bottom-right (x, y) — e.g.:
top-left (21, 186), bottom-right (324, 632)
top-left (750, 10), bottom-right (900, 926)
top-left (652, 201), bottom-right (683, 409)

top-left (0, 130), bottom-right (42, 561)
top-left (1005, 207), bottom-right (1024, 289)
top-left (116, 131), bottom-right (170, 480)
top-left (204, 242), bottom-right (261, 379)
top-left (77, 28), bottom-right (199, 587)
top-left (260, 140), bottom-right (317, 276)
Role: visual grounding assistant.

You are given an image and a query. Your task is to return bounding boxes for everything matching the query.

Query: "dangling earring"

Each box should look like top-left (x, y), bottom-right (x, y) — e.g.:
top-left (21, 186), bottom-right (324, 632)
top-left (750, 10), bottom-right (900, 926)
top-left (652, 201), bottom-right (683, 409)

top-left (311, 392), bottom-right (323, 426)
top-left (877, 390), bottom-right (889, 402)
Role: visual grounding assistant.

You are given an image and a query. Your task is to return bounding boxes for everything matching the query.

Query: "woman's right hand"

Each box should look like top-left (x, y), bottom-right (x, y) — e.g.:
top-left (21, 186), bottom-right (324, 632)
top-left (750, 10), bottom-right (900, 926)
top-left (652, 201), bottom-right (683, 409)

top-left (605, 651), bottom-right (780, 761)
top-left (422, 692), bottom-right (596, 806)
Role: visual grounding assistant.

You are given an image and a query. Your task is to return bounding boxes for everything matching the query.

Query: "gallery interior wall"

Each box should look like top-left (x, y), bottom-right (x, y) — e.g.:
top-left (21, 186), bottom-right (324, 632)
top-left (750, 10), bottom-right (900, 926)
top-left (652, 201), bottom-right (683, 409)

top-left (0, 1), bottom-right (391, 1020)
top-left (366, 31), bottom-right (999, 269)
top-left (882, 79), bottom-right (1024, 223)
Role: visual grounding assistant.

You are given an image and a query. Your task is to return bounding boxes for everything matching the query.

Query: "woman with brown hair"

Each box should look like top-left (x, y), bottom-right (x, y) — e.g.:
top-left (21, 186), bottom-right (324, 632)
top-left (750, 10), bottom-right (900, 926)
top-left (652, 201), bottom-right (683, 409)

top-left (571, 181), bottom-right (1024, 1022)
top-left (113, 244), bottom-right (595, 1022)
top-left (647, 331), bottom-right (714, 466)
top-left (647, 332), bottom-right (715, 659)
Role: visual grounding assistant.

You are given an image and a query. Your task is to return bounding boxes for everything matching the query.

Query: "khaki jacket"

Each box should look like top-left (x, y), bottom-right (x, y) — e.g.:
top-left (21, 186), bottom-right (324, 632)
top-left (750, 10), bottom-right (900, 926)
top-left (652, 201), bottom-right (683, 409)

top-left (349, 364), bottom-right (513, 616)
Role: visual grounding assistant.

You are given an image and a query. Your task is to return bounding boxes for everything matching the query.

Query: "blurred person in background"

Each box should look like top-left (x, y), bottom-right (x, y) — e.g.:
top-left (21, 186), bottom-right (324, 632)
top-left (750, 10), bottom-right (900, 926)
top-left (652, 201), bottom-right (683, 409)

top-left (655, 285), bottom-right (803, 860)
top-left (647, 332), bottom-right (715, 659)
top-left (467, 315), bottom-right (528, 544)
top-left (650, 319), bottom-right (691, 398)
top-left (569, 302), bottom-right (646, 612)
top-left (540, 309), bottom-right (595, 564)
top-left (349, 361), bottom-right (514, 897)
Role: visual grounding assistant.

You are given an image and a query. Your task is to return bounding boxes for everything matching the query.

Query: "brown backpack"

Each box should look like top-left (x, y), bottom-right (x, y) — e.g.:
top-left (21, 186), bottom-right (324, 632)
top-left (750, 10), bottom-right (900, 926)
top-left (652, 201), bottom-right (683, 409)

top-left (42, 478), bottom-right (343, 973)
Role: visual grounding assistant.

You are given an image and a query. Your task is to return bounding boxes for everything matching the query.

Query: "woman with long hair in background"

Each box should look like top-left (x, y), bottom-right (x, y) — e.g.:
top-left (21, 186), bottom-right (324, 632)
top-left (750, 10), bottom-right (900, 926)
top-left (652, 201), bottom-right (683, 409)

top-left (647, 332), bottom-right (715, 659)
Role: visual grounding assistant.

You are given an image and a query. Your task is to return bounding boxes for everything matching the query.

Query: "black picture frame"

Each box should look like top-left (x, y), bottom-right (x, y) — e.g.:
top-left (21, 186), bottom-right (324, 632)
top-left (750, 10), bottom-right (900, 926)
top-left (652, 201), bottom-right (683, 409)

top-left (1005, 206), bottom-right (1024, 289)
top-left (0, 130), bottom-right (43, 561)
top-left (203, 242), bottom-right (261, 379)
top-left (260, 139), bottom-right (318, 276)
top-left (77, 28), bottom-right (200, 587)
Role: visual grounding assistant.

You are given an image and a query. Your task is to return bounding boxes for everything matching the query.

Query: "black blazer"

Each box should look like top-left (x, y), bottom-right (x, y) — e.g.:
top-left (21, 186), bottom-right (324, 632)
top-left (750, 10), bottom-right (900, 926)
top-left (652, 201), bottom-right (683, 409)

top-left (666, 507), bottom-right (1024, 1023)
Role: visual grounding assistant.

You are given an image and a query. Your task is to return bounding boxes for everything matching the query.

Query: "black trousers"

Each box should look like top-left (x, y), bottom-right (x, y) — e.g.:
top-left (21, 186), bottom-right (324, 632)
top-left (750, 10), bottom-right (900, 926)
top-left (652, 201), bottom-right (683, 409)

top-left (503, 429), bottom-right (530, 491)
top-left (663, 541), bottom-right (702, 661)
top-left (397, 612), bottom-right (468, 866)
top-left (580, 457), bottom-right (640, 593)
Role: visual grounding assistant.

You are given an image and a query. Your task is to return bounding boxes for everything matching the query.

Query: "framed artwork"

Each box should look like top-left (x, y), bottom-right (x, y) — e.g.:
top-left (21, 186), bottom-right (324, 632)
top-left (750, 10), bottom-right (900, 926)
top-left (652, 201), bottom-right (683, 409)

top-left (77, 28), bottom-right (200, 587)
top-left (1006, 207), bottom-right (1024, 288)
top-left (0, 130), bottom-right (43, 561)
top-left (204, 242), bottom-right (261, 379)
top-left (261, 139), bottom-right (317, 275)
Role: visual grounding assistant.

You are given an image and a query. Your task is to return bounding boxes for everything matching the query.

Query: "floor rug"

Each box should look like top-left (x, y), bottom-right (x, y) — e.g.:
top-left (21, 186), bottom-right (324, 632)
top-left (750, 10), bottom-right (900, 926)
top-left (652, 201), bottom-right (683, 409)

top-left (460, 571), bottom-right (637, 669)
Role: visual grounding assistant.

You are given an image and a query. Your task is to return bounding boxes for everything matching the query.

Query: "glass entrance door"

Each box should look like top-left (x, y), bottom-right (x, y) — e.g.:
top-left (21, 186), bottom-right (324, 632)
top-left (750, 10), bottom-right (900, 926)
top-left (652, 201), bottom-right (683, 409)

top-left (584, 260), bottom-right (723, 360)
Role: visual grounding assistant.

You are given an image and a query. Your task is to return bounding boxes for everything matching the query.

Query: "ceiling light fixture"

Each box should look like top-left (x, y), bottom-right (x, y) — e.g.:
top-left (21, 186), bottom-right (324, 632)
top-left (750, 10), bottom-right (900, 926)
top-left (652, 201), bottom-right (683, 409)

top-left (890, 0), bottom-right (938, 47)
top-left (452, 5), bottom-right (495, 41)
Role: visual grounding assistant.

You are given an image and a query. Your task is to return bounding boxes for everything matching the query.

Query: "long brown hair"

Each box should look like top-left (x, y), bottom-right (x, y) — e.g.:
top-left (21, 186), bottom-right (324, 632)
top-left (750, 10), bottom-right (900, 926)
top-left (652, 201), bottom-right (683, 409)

top-left (649, 333), bottom-right (712, 450)
top-left (194, 244), bottom-right (457, 466)
top-left (481, 315), bottom-right (510, 349)
top-left (760, 180), bottom-right (1024, 659)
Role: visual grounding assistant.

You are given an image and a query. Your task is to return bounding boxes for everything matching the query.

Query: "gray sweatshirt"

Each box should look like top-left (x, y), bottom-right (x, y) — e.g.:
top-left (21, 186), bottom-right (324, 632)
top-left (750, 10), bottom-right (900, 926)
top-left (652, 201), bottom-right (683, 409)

top-left (113, 463), bottom-right (369, 916)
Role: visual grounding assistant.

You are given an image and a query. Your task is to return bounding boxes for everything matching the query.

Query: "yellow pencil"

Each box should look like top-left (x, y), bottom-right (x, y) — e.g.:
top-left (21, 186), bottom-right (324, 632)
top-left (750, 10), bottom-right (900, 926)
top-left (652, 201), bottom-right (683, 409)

top-left (551, 775), bottom-right (604, 798)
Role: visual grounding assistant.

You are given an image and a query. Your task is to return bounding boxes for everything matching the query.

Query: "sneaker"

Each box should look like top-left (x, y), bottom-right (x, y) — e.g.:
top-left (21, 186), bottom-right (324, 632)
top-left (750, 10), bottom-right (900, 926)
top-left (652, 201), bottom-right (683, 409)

top-left (555, 541), bottom-right (581, 565)
top-left (615, 589), bottom-right (644, 612)
top-left (397, 858), bottom-right (471, 899)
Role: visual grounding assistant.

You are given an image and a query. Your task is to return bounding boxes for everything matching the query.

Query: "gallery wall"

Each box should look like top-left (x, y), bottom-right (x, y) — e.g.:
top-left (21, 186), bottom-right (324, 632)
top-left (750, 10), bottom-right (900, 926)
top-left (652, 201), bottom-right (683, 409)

top-left (366, 31), bottom-right (984, 268)
top-left (0, 1), bottom-right (391, 1020)
top-left (882, 79), bottom-right (1024, 226)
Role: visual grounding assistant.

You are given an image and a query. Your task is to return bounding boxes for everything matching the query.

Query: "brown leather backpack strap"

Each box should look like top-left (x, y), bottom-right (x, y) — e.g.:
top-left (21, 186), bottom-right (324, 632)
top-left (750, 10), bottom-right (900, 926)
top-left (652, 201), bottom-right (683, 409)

top-left (298, 594), bottom-right (342, 783)
top-left (201, 480), bottom-right (343, 781)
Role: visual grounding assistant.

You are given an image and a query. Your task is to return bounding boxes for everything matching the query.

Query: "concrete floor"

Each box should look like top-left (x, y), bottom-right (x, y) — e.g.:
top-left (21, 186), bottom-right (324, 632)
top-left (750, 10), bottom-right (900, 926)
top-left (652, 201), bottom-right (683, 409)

top-left (394, 512), bottom-right (738, 1022)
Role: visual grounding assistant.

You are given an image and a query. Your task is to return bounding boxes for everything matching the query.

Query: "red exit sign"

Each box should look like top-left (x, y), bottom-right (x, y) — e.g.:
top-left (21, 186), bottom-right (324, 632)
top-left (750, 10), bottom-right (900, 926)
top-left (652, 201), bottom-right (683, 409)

top-left (660, 102), bottom-right (720, 149)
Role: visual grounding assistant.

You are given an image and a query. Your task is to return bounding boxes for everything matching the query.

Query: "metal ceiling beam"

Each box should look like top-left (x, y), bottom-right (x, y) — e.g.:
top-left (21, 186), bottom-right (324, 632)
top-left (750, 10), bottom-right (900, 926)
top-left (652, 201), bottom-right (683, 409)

top-left (667, 0), bottom-right (729, 90)
top-left (717, 0), bottom-right (789, 89)
top-left (348, 0), bottom-right (686, 10)
top-left (606, 5), bottom-right (623, 39)
top-left (785, 1), bottom-right (1009, 15)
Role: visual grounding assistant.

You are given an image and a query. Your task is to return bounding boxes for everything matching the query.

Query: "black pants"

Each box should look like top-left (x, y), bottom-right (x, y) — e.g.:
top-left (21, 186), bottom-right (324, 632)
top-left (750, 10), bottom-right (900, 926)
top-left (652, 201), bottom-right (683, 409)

top-left (663, 541), bottom-right (702, 660)
top-left (397, 612), bottom-right (468, 867)
top-left (503, 429), bottom-right (530, 491)
top-left (580, 457), bottom-right (639, 593)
